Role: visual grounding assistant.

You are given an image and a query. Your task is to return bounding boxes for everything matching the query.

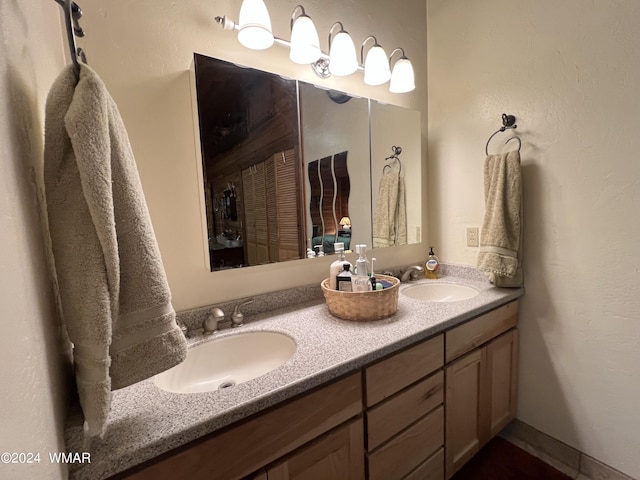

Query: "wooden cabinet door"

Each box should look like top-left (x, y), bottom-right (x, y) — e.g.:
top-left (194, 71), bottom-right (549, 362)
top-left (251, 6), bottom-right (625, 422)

top-left (445, 348), bottom-right (487, 478)
top-left (486, 329), bottom-right (519, 438)
top-left (445, 328), bottom-right (519, 478)
top-left (266, 418), bottom-right (364, 480)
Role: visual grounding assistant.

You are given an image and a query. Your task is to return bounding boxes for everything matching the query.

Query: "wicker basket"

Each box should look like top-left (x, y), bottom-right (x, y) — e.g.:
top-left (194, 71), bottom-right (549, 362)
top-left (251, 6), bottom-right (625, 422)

top-left (321, 274), bottom-right (400, 321)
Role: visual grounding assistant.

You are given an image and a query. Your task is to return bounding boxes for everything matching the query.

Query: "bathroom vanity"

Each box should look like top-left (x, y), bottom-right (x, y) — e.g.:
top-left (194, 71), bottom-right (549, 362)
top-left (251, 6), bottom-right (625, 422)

top-left (65, 271), bottom-right (522, 480)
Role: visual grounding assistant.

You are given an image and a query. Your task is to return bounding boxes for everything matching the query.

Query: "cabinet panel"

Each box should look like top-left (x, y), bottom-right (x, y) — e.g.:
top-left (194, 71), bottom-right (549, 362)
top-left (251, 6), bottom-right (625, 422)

top-left (120, 373), bottom-right (361, 480)
top-left (404, 448), bottom-right (444, 480)
top-left (445, 349), bottom-right (488, 478)
top-left (368, 405), bottom-right (444, 480)
top-left (445, 300), bottom-right (518, 363)
top-left (367, 371), bottom-right (443, 451)
top-left (365, 335), bottom-right (443, 406)
top-left (487, 329), bottom-right (519, 437)
top-left (267, 418), bottom-right (364, 480)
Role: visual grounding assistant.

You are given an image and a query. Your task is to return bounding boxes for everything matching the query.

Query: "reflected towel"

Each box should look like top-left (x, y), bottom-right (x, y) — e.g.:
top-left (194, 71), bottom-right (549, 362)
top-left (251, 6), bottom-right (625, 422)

top-left (477, 150), bottom-right (523, 287)
top-left (373, 170), bottom-right (407, 248)
top-left (44, 64), bottom-right (187, 437)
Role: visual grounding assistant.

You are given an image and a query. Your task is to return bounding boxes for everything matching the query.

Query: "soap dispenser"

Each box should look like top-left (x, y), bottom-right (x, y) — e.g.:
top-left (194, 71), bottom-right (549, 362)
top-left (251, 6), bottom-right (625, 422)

top-left (329, 243), bottom-right (351, 290)
top-left (425, 246), bottom-right (440, 279)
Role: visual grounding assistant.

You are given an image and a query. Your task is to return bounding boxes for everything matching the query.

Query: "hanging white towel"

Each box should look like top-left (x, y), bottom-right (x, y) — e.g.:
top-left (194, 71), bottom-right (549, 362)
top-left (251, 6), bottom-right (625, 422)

top-left (373, 169), bottom-right (407, 248)
top-left (44, 64), bottom-right (187, 437)
top-left (477, 150), bottom-right (523, 287)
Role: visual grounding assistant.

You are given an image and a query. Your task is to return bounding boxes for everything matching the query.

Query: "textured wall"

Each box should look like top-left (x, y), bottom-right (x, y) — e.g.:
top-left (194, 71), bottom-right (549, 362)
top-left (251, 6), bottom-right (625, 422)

top-left (0, 1), bottom-right (70, 479)
top-left (76, 0), bottom-right (428, 309)
top-left (427, 1), bottom-right (640, 477)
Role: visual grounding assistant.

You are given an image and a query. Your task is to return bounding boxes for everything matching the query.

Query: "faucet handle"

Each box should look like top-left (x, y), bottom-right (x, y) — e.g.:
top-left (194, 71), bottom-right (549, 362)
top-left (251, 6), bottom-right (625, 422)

top-left (231, 299), bottom-right (254, 327)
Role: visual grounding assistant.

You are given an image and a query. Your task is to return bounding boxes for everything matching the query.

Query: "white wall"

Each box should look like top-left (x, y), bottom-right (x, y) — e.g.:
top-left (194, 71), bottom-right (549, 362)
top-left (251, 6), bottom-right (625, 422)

top-left (427, 1), bottom-right (640, 477)
top-left (76, 0), bottom-right (428, 310)
top-left (0, 2), bottom-right (70, 479)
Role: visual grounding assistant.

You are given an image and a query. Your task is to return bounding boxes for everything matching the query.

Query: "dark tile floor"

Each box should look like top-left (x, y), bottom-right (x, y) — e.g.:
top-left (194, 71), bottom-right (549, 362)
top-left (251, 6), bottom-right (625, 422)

top-left (451, 437), bottom-right (573, 480)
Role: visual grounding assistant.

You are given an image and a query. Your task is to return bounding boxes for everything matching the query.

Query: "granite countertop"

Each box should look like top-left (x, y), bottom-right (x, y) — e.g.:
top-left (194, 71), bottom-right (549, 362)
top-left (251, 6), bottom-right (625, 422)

top-left (66, 266), bottom-right (524, 480)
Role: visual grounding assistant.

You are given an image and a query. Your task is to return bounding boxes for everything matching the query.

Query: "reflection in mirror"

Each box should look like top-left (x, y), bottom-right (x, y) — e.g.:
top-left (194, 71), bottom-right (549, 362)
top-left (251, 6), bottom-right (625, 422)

top-left (299, 82), bottom-right (371, 254)
top-left (191, 53), bottom-right (422, 273)
top-left (308, 151), bottom-right (351, 254)
top-left (193, 54), bottom-right (304, 271)
top-left (370, 102), bottom-right (422, 247)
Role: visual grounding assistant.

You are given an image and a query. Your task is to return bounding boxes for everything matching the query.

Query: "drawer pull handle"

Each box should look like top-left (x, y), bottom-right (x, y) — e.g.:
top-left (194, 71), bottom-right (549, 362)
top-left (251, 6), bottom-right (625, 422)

top-left (422, 384), bottom-right (442, 401)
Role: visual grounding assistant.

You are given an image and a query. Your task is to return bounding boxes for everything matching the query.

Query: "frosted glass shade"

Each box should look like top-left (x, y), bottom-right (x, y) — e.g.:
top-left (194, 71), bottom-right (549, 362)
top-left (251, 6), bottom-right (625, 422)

top-left (329, 31), bottom-right (358, 76)
top-left (290, 15), bottom-right (321, 64)
top-left (237, 0), bottom-right (274, 50)
top-left (389, 57), bottom-right (415, 93)
top-left (364, 45), bottom-right (391, 86)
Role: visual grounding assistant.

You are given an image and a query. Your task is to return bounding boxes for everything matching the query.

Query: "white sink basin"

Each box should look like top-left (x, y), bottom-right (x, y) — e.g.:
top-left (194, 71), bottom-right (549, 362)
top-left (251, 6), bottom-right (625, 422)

top-left (155, 331), bottom-right (296, 394)
top-left (402, 283), bottom-right (479, 302)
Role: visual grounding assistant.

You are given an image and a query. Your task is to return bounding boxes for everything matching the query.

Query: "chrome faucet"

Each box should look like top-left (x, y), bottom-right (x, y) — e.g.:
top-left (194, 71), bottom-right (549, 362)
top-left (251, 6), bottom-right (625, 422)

top-left (400, 265), bottom-right (424, 282)
top-left (203, 307), bottom-right (226, 335)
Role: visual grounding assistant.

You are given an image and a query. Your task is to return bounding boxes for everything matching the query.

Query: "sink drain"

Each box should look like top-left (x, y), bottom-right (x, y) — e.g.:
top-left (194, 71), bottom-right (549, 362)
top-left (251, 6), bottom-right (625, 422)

top-left (218, 380), bottom-right (236, 390)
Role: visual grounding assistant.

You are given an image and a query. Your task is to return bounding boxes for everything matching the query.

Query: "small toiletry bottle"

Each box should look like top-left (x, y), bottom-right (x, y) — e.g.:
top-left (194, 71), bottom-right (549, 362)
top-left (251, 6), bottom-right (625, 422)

top-left (425, 246), bottom-right (440, 279)
top-left (354, 244), bottom-right (369, 276)
top-left (336, 264), bottom-right (353, 292)
top-left (329, 243), bottom-right (351, 290)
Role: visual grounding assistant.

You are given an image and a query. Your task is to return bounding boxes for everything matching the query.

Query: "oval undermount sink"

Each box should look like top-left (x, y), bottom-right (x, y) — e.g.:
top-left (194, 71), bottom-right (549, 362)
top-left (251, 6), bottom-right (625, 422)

top-left (155, 331), bottom-right (296, 394)
top-left (402, 283), bottom-right (479, 302)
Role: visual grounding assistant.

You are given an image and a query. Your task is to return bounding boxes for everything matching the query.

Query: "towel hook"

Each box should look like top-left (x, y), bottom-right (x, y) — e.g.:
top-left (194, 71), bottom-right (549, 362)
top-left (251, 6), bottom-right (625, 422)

top-left (485, 113), bottom-right (521, 155)
top-left (53, 0), bottom-right (88, 74)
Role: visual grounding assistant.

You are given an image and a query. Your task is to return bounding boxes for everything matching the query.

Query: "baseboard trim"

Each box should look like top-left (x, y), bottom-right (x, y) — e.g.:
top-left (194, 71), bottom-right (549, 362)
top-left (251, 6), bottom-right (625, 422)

top-left (499, 419), bottom-right (636, 480)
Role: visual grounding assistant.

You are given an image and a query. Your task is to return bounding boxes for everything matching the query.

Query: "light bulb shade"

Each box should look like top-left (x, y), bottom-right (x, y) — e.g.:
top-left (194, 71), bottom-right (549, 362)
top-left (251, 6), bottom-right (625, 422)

top-left (289, 15), bottom-right (321, 64)
top-left (364, 45), bottom-right (391, 86)
top-left (237, 0), bottom-right (274, 50)
top-left (329, 31), bottom-right (358, 76)
top-left (389, 57), bottom-right (415, 93)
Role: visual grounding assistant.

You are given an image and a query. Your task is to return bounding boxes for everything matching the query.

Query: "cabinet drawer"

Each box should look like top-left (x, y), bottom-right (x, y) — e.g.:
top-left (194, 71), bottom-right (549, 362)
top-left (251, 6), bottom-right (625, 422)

top-left (445, 301), bottom-right (518, 363)
top-left (365, 335), bottom-right (444, 406)
top-left (119, 373), bottom-right (361, 480)
top-left (367, 371), bottom-right (443, 451)
top-left (404, 447), bottom-right (444, 480)
top-left (367, 405), bottom-right (444, 480)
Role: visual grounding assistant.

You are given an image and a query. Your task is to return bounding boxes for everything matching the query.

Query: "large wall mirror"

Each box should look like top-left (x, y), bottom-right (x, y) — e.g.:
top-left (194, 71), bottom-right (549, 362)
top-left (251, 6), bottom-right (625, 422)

top-left (192, 53), bottom-right (421, 272)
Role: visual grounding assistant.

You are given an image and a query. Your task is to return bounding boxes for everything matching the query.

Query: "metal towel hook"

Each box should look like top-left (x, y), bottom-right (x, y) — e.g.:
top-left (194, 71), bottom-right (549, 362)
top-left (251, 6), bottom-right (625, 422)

top-left (53, 0), bottom-right (88, 74)
top-left (485, 113), bottom-right (521, 156)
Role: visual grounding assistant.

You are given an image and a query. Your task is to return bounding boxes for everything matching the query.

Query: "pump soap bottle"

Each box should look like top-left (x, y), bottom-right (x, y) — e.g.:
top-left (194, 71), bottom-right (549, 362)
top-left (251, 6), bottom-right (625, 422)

top-left (329, 243), bottom-right (351, 290)
top-left (425, 246), bottom-right (440, 279)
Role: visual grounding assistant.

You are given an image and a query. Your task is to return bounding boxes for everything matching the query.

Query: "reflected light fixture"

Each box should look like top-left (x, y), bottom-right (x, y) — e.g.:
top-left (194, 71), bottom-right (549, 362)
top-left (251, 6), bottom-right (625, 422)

top-left (215, 3), bottom-right (415, 93)
top-left (289, 5), bottom-right (321, 64)
top-left (328, 22), bottom-right (358, 76)
top-left (361, 36), bottom-right (391, 86)
top-left (389, 48), bottom-right (415, 93)
top-left (237, 0), bottom-right (274, 50)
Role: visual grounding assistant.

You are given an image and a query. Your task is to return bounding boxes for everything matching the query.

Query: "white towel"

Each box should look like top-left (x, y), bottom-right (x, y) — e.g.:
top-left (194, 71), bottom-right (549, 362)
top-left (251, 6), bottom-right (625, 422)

top-left (44, 64), bottom-right (187, 437)
top-left (373, 169), bottom-right (407, 248)
top-left (477, 150), bottom-right (523, 287)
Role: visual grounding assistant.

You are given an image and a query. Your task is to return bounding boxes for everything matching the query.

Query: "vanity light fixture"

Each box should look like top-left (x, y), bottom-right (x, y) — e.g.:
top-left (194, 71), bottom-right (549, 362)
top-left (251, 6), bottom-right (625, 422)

top-left (389, 48), bottom-right (415, 93)
top-left (361, 36), bottom-right (391, 86)
top-left (237, 0), bottom-right (274, 50)
top-left (289, 5), bottom-right (321, 64)
top-left (215, 2), bottom-right (415, 93)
